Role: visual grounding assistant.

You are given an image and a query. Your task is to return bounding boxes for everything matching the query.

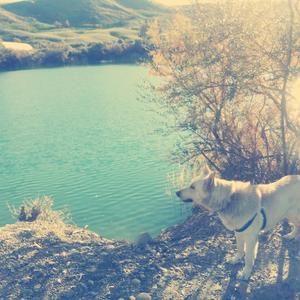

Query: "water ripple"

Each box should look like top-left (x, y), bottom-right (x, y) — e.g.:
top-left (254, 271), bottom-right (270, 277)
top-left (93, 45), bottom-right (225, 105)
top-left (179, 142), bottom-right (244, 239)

top-left (0, 65), bottom-right (191, 240)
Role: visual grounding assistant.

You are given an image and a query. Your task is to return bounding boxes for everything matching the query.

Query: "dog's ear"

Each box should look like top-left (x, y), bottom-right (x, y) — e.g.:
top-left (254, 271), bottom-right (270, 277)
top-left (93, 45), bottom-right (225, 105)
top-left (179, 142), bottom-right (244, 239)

top-left (204, 172), bottom-right (215, 193)
top-left (202, 163), bottom-right (212, 177)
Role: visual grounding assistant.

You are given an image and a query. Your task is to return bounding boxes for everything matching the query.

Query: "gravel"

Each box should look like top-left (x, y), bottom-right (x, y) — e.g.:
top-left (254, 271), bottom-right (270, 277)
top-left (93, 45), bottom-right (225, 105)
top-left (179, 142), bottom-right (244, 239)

top-left (0, 207), bottom-right (299, 299)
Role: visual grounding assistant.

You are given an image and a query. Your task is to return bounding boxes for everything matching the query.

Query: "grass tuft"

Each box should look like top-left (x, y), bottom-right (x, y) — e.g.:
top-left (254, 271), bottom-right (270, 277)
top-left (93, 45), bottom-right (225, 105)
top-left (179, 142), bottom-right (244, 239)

top-left (8, 196), bottom-right (70, 223)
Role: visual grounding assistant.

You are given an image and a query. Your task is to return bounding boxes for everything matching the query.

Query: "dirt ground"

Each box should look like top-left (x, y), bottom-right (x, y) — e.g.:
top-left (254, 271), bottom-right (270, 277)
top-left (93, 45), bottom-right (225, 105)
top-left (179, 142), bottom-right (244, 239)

top-left (0, 208), bottom-right (299, 300)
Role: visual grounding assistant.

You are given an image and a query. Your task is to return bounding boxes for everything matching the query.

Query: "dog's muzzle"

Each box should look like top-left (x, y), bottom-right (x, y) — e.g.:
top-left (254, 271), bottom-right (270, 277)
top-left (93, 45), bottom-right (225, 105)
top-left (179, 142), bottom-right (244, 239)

top-left (176, 191), bottom-right (193, 203)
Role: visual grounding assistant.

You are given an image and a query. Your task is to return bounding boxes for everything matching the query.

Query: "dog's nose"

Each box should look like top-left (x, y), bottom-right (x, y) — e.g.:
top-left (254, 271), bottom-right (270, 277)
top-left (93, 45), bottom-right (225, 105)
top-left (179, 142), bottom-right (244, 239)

top-left (176, 191), bottom-right (181, 197)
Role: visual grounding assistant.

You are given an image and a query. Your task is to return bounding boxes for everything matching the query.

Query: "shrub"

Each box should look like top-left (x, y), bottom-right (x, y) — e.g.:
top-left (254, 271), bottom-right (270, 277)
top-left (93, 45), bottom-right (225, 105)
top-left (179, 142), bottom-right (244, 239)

top-left (9, 196), bottom-right (69, 223)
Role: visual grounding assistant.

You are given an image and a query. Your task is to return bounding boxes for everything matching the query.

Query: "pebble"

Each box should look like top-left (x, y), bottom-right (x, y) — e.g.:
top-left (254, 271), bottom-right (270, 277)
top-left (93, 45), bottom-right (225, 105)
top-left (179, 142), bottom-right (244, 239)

top-left (136, 292), bottom-right (152, 300)
top-left (23, 288), bottom-right (33, 296)
top-left (86, 266), bottom-right (97, 273)
top-left (34, 284), bottom-right (41, 290)
top-left (132, 278), bottom-right (141, 287)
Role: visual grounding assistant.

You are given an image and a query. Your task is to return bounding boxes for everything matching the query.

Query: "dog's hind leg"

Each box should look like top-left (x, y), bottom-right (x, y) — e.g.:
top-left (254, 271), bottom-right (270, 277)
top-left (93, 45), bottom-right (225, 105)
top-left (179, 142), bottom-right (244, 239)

top-left (227, 232), bottom-right (245, 264)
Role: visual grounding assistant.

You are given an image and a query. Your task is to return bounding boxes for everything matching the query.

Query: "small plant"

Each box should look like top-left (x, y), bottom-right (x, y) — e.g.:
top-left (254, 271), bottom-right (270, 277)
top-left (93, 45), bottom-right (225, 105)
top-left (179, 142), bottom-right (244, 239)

top-left (8, 196), bottom-right (69, 223)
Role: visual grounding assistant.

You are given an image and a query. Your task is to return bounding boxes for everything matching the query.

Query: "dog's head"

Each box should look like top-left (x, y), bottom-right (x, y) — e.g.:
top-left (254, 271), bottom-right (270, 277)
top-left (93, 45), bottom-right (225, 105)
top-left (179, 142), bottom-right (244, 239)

top-left (176, 165), bottom-right (216, 211)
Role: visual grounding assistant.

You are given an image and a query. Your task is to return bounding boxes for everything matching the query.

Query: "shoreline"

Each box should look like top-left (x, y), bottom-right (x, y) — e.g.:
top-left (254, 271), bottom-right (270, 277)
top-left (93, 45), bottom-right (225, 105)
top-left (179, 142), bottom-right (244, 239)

top-left (0, 40), bottom-right (149, 72)
top-left (0, 59), bottom-right (146, 73)
top-left (0, 206), bottom-right (299, 299)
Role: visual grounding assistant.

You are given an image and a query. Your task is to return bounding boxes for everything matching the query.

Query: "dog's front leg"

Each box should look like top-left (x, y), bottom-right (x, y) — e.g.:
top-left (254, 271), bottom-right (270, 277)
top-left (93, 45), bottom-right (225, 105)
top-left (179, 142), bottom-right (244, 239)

top-left (227, 232), bottom-right (244, 264)
top-left (237, 234), bottom-right (258, 280)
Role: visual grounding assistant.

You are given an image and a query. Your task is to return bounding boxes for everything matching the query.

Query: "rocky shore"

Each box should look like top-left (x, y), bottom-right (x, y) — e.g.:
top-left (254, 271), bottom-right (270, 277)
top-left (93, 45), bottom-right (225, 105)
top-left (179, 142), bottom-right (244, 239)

top-left (0, 207), bottom-right (299, 299)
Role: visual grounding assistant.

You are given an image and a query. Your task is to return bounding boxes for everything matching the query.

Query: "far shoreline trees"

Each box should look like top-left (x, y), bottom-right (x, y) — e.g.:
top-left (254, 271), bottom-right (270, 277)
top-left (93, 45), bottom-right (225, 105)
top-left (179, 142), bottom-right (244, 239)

top-left (0, 40), bottom-right (148, 71)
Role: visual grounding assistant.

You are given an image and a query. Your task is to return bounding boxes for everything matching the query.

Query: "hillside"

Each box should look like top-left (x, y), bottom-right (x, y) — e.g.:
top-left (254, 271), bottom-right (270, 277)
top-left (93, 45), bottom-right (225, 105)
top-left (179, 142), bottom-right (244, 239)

top-left (0, 7), bottom-right (35, 31)
top-left (0, 0), bottom-right (166, 61)
top-left (0, 0), bottom-right (167, 71)
top-left (0, 7), bottom-right (54, 40)
top-left (3, 0), bottom-right (164, 27)
top-left (116, 0), bottom-right (163, 11)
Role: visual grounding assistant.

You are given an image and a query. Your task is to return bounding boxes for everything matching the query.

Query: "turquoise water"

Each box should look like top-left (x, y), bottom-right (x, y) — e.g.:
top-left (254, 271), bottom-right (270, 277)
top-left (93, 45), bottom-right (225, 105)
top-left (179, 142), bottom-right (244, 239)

top-left (0, 65), bottom-right (190, 240)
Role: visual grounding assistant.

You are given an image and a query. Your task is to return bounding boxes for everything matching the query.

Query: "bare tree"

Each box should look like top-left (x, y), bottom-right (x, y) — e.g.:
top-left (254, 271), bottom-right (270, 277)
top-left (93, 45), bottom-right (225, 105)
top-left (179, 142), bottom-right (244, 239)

top-left (146, 0), bottom-right (300, 182)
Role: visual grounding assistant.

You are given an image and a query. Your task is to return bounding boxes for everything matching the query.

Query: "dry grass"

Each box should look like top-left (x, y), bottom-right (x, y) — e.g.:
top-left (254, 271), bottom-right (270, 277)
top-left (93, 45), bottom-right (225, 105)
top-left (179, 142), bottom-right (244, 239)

top-left (8, 196), bottom-right (70, 223)
top-left (2, 41), bottom-right (34, 51)
top-left (33, 27), bottom-right (138, 43)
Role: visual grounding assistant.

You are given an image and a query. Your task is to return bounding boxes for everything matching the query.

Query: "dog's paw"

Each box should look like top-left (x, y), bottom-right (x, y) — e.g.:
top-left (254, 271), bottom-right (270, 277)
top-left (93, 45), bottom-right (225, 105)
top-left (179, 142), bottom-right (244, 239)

top-left (226, 254), bottom-right (244, 265)
top-left (237, 268), bottom-right (251, 281)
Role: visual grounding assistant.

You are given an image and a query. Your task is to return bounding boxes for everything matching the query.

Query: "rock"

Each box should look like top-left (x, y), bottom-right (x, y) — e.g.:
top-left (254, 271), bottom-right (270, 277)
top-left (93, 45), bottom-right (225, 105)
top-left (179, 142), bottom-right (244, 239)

top-left (136, 292), bottom-right (152, 300)
top-left (135, 233), bottom-right (153, 248)
top-left (34, 284), bottom-right (41, 291)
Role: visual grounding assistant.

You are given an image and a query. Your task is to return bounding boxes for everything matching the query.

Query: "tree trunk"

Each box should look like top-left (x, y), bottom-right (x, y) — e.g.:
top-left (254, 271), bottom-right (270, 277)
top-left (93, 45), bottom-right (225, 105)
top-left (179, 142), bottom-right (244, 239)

top-left (280, 0), bottom-right (295, 175)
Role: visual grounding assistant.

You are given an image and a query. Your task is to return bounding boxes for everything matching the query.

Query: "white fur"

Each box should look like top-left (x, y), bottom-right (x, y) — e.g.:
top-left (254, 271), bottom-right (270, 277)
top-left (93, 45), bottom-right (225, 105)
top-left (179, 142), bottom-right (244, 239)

top-left (176, 167), bottom-right (300, 280)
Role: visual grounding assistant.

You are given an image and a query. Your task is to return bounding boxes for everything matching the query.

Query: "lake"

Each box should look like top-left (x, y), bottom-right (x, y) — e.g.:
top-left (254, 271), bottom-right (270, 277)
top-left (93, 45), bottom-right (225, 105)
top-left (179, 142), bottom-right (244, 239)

top-left (0, 65), bottom-right (190, 240)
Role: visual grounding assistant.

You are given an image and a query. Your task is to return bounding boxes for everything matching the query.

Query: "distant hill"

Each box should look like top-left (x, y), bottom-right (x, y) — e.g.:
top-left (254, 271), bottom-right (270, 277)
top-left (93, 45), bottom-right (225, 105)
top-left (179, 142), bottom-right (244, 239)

top-left (0, 6), bottom-right (56, 44)
top-left (0, 6), bottom-right (31, 30)
top-left (3, 0), bottom-right (165, 27)
top-left (0, 0), bottom-right (167, 71)
top-left (116, 0), bottom-right (161, 10)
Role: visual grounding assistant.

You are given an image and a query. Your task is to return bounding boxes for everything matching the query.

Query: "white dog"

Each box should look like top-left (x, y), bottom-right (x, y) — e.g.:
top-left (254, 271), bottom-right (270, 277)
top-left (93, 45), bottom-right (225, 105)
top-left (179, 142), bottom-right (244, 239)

top-left (176, 166), bottom-right (300, 280)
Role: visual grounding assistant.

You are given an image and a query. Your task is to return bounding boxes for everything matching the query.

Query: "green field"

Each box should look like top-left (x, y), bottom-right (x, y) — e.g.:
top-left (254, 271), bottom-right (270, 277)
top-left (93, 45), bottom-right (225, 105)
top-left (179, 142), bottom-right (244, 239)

top-left (0, 0), bottom-right (166, 71)
top-left (0, 0), bottom-right (165, 47)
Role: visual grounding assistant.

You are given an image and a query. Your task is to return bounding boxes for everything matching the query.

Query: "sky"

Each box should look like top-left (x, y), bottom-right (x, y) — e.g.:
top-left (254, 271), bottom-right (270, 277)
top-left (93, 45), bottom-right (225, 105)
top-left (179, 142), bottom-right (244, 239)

top-left (154, 0), bottom-right (192, 6)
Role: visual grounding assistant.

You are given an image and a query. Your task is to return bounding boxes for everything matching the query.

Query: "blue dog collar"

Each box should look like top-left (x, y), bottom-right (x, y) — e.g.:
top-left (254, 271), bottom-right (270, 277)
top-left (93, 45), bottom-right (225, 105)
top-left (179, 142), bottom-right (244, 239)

top-left (235, 208), bottom-right (267, 233)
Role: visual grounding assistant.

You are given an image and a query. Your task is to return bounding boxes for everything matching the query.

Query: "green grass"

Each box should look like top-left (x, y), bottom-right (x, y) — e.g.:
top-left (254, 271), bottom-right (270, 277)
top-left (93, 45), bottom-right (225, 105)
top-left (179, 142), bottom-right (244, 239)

top-left (0, 4), bottom-right (141, 46)
top-left (0, 0), bottom-right (160, 47)
top-left (3, 0), bottom-right (163, 27)
top-left (0, 25), bottom-right (140, 45)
